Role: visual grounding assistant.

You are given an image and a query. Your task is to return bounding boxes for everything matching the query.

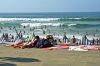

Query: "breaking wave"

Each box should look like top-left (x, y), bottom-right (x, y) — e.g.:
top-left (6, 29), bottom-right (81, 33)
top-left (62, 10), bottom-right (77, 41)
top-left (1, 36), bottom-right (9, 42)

top-left (0, 17), bottom-right (100, 21)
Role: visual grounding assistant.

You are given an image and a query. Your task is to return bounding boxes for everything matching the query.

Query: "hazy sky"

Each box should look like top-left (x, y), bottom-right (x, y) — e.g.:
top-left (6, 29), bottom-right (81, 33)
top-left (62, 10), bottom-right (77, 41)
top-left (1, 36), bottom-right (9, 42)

top-left (0, 0), bottom-right (100, 13)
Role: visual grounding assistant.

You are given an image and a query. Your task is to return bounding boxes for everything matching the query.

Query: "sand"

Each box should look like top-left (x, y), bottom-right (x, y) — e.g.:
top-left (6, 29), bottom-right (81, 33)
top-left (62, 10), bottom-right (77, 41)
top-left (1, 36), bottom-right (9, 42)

top-left (0, 43), bottom-right (100, 66)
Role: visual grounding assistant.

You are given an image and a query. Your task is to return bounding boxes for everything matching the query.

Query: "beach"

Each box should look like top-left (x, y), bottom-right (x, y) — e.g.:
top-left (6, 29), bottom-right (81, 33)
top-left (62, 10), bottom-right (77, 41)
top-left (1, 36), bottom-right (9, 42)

top-left (0, 44), bottom-right (100, 66)
top-left (0, 12), bottom-right (100, 66)
top-left (1, 0), bottom-right (100, 65)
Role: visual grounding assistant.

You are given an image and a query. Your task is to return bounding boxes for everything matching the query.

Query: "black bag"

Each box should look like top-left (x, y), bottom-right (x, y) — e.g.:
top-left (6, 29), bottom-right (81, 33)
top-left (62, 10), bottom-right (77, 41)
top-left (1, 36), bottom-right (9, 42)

top-left (43, 39), bottom-right (53, 48)
top-left (36, 39), bottom-right (52, 48)
top-left (36, 39), bottom-right (44, 48)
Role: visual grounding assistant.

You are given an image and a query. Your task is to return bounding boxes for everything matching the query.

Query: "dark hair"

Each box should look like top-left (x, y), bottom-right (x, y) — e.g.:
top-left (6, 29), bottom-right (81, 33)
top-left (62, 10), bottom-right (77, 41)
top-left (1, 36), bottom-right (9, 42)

top-left (35, 36), bottom-right (40, 39)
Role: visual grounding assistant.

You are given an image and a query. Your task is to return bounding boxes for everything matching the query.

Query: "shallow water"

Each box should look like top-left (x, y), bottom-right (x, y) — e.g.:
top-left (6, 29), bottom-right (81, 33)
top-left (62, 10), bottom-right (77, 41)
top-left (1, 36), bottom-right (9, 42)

top-left (0, 12), bottom-right (100, 40)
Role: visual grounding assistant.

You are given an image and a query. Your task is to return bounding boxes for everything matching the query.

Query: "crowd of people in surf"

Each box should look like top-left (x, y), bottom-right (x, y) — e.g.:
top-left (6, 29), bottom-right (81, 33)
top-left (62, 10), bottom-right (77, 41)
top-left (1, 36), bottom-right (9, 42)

top-left (0, 25), bottom-right (100, 49)
top-left (0, 25), bottom-right (46, 43)
top-left (2, 30), bottom-right (100, 49)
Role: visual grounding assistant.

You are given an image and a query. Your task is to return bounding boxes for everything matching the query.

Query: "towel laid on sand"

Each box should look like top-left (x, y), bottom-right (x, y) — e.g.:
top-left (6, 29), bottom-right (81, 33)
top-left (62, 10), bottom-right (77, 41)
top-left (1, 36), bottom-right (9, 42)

top-left (69, 46), bottom-right (88, 51)
top-left (43, 45), bottom-right (69, 50)
top-left (69, 45), bottom-right (100, 51)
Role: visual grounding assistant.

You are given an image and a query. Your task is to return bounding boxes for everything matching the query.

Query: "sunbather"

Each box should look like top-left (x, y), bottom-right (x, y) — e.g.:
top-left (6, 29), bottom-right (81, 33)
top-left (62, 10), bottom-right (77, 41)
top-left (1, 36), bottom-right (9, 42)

top-left (4, 37), bottom-right (23, 47)
top-left (20, 35), bottom-right (40, 49)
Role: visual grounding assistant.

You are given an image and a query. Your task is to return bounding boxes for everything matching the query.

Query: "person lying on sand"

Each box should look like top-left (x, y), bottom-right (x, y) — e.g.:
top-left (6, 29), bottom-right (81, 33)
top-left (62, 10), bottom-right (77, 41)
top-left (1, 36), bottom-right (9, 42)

top-left (4, 37), bottom-right (23, 48)
top-left (4, 35), bottom-right (40, 49)
top-left (20, 35), bottom-right (40, 49)
top-left (4, 35), bottom-right (77, 49)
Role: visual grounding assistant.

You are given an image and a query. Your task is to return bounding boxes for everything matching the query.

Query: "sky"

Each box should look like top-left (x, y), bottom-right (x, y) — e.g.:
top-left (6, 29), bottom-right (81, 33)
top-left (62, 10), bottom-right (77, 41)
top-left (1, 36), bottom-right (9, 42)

top-left (0, 0), bottom-right (100, 13)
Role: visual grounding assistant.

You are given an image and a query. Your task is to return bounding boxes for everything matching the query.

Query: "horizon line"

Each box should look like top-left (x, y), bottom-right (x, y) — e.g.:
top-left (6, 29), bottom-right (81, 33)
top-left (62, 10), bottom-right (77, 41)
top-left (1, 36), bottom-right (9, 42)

top-left (0, 11), bottom-right (100, 13)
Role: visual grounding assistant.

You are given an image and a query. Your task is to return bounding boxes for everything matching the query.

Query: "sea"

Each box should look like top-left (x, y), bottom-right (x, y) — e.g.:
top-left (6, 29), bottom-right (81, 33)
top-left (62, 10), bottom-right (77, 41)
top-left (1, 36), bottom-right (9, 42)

top-left (0, 12), bottom-right (100, 41)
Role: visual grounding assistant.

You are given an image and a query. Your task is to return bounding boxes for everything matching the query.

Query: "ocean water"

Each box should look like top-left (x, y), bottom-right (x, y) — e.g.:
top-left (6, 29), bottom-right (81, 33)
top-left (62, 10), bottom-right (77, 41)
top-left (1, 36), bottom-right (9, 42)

top-left (0, 12), bottom-right (100, 40)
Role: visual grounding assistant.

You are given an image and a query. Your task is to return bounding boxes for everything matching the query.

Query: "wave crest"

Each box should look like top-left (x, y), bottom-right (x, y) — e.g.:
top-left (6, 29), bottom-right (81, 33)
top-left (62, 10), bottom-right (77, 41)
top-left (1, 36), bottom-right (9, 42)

top-left (0, 17), bottom-right (100, 21)
top-left (20, 23), bottom-right (62, 27)
top-left (0, 18), bottom-right (59, 21)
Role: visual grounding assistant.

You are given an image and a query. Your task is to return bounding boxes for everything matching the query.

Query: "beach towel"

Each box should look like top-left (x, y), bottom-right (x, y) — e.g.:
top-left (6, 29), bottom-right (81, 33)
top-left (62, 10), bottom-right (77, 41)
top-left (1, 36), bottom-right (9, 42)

top-left (79, 45), bottom-right (100, 50)
top-left (69, 46), bottom-right (88, 51)
top-left (57, 45), bottom-right (69, 49)
top-left (43, 47), bottom-right (58, 50)
top-left (43, 45), bottom-right (69, 50)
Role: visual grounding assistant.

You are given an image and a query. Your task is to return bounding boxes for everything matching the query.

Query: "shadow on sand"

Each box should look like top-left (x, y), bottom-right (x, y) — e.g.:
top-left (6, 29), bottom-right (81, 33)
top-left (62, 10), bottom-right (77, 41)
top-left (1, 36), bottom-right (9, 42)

top-left (0, 57), bottom-right (41, 62)
top-left (0, 62), bottom-right (17, 66)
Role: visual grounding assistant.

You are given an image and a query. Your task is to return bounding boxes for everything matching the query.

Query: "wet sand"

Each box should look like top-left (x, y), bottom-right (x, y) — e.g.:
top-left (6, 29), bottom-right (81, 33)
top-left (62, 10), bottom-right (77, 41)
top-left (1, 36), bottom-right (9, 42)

top-left (0, 44), bottom-right (100, 66)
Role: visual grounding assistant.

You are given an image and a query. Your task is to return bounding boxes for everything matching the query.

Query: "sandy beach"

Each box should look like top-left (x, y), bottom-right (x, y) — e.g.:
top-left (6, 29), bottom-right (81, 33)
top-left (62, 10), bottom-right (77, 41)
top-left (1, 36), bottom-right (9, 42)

top-left (0, 43), bottom-right (100, 66)
top-left (0, 12), bottom-right (100, 66)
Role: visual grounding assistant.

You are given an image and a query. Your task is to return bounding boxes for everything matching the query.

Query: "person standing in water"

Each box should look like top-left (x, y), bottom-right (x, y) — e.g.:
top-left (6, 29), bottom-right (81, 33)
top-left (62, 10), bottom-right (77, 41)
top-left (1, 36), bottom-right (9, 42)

top-left (63, 32), bottom-right (67, 43)
top-left (43, 29), bottom-right (45, 34)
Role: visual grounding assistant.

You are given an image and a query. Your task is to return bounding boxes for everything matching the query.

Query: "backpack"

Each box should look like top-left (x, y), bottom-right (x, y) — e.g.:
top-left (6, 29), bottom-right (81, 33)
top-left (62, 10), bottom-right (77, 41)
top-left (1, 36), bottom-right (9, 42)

top-left (36, 39), bottom-right (52, 48)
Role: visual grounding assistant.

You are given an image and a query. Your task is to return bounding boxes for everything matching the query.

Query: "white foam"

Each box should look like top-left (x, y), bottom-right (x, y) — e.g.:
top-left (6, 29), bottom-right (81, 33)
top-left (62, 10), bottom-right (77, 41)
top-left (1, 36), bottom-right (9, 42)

top-left (68, 18), bottom-right (81, 20)
top-left (67, 24), bottom-right (77, 26)
top-left (0, 18), bottom-right (60, 21)
top-left (20, 23), bottom-right (63, 27)
top-left (20, 23), bottom-right (30, 26)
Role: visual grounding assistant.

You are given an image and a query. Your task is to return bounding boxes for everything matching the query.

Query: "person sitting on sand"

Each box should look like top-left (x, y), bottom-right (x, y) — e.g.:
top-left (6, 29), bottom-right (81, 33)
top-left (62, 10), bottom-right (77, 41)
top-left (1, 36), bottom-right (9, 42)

top-left (9, 34), bottom-right (14, 42)
top-left (71, 36), bottom-right (76, 43)
top-left (1, 33), bottom-right (10, 42)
